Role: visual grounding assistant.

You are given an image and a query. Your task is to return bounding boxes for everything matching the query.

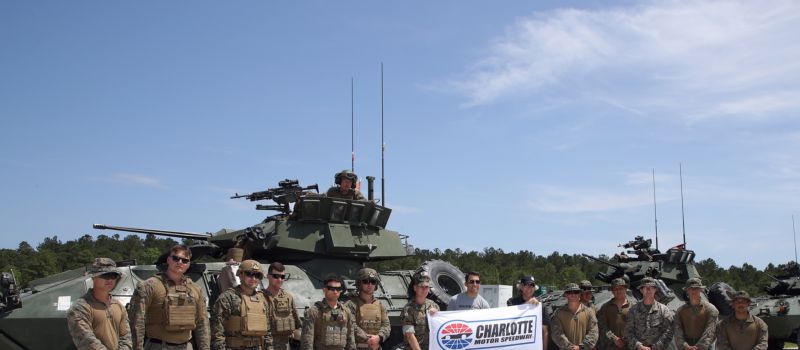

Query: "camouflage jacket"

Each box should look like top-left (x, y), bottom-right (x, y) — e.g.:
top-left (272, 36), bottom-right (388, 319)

top-left (673, 301), bottom-right (719, 350)
top-left (550, 303), bottom-right (599, 350)
top-left (343, 295), bottom-right (390, 343)
top-left (301, 301), bottom-right (356, 350)
top-left (67, 290), bottom-right (132, 350)
top-left (325, 186), bottom-right (366, 201)
top-left (400, 298), bottom-right (439, 350)
top-left (211, 286), bottom-right (273, 350)
top-left (716, 314), bottom-right (768, 350)
top-left (625, 301), bottom-right (674, 350)
top-left (129, 274), bottom-right (210, 350)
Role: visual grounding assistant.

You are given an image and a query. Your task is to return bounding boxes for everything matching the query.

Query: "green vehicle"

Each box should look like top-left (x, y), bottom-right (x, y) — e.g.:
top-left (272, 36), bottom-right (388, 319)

top-left (752, 263), bottom-right (800, 349)
top-left (0, 177), bottom-right (466, 349)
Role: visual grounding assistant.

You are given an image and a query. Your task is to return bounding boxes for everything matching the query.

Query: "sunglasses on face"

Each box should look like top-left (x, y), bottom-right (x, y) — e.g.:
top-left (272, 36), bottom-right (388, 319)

top-left (269, 273), bottom-right (288, 280)
top-left (98, 273), bottom-right (119, 280)
top-left (522, 283), bottom-right (536, 287)
top-left (361, 279), bottom-right (378, 285)
top-left (467, 280), bottom-right (481, 285)
top-left (170, 255), bottom-right (190, 264)
top-left (325, 286), bottom-right (344, 292)
top-left (243, 271), bottom-right (263, 279)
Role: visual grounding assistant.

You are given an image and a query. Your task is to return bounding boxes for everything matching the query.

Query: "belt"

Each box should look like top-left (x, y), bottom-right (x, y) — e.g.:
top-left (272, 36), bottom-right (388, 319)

top-left (227, 337), bottom-right (262, 348)
top-left (148, 338), bottom-right (189, 346)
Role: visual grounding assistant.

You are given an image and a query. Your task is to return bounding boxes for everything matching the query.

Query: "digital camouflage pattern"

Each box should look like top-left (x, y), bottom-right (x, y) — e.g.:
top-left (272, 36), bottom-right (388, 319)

top-left (550, 303), bottom-right (598, 350)
top-left (673, 300), bottom-right (718, 350)
top-left (400, 298), bottom-right (439, 350)
top-left (625, 301), bottom-right (674, 350)
top-left (301, 301), bottom-right (356, 350)
top-left (67, 290), bottom-right (132, 350)
top-left (129, 274), bottom-right (210, 350)
top-left (211, 285), bottom-right (273, 350)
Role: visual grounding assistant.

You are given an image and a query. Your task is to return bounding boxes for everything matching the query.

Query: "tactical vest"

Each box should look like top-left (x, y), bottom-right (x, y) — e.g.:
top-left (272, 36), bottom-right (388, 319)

top-left (678, 303), bottom-right (710, 341)
top-left (224, 290), bottom-right (269, 337)
top-left (555, 305), bottom-right (593, 345)
top-left (356, 301), bottom-right (383, 335)
top-left (269, 289), bottom-right (296, 334)
top-left (313, 302), bottom-right (349, 349)
top-left (84, 295), bottom-right (127, 350)
top-left (723, 316), bottom-right (763, 350)
top-left (598, 300), bottom-right (631, 339)
top-left (145, 276), bottom-right (201, 344)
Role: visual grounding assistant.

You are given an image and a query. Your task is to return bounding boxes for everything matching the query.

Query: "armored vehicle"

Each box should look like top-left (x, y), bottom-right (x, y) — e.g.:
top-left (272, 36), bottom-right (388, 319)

top-left (0, 178), bottom-right (466, 349)
top-left (750, 262), bottom-right (800, 349)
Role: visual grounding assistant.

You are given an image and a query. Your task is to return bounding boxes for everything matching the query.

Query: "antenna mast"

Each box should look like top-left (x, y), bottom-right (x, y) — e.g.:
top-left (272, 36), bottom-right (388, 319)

top-left (381, 63), bottom-right (386, 205)
top-left (793, 214), bottom-right (798, 264)
top-left (351, 78), bottom-right (355, 172)
top-left (680, 163), bottom-right (687, 247)
top-left (652, 169), bottom-right (658, 251)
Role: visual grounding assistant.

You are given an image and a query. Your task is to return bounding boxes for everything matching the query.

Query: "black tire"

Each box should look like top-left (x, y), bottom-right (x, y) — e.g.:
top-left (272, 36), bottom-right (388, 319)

top-left (707, 282), bottom-right (735, 316)
top-left (767, 340), bottom-right (784, 350)
top-left (416, 260), bottom-right (466, 309)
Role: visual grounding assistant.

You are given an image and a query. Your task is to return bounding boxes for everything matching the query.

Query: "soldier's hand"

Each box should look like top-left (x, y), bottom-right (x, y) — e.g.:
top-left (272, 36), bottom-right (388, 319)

top-left (367, 335), bottom-right (380, 349)
top-left (639, 346), bottom-right (651, 350)
top-left (290, 329), bottom-right (302, 341)
top-left (614, 338), bottom-right (625, 348)
top-left (526, 297), bottom-right (540, 305)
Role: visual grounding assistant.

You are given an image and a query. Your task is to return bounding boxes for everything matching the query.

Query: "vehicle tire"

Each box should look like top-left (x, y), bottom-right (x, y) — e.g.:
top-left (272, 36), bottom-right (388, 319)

top-left (767, 339), bottom-right (784, 350)
top-left (707, 282), bottom-right (735, 316)
top-left (416, 260), bottom-right (466, 309)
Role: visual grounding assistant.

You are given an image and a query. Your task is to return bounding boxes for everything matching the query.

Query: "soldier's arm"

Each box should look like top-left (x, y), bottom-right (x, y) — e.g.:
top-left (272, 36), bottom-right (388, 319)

top-left (696, 305), bottom-right (719, 350)
top-left (549, 312), bottom-right (574, 349)
top-left (129, 281), bottom-right (152, 350)
top-left (118, 303), bottom-right (133, 350)
top-left (291, 295), bottom-right (302, 330)
top-left (300, 307), bottom-right (316, 350)
top-left (580, 310), bottom-right (599, 350)
top-left (625, 308), bottom-right (644, 350)
top-left (652, 307), bottom-right (675, 350)
top-left (753, 318), bottom-right (769, 350)
top-left (263, 298), bottom-right (274, 350)
top-left (210, 294), bottom-right (230, 350)
top-left (715, 320), bottom-right (731, 350)
top-left (344, 300), bottom-right (369, 342)
top-left (192, 285), bottom-right (211, 350)
top-left (672, 307), bottom-right (687, 350)
top-left (401, 306), bottom-right (422, 350)
top-left (597, 305), bottom-right (614, 342)
top-left (67, 301), bottom-right (110, 350)
top-left (346, 309), bottom-right (357, 350)
top-left (378, 303), bottom-right (391, 342)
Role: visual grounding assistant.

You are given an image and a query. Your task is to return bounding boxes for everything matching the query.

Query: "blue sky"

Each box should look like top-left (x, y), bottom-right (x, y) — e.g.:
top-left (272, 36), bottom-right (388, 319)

top-left (2, 1), bottom-right (799, 269)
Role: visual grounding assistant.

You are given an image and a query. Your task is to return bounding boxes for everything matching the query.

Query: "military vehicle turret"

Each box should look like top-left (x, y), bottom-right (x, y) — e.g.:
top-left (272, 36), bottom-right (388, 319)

top-left (749, 262), bottom-right (800, 349)
top-left (0, 177), bottom-right (466, 349)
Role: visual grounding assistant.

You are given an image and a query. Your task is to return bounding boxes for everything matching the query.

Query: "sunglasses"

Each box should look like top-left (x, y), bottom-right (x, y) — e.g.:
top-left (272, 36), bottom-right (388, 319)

top-left (361, 279), bottom-right (378, 285)
top-left (325, 285), bottom-right (344, 292)
top-left (565, 291), bottom-right (581, 295)
top-left (269, 273), bottom-right (288, 280)
top-left (243, 271), bottom-right (264, 279)
top-left (170, 255), bottom-right (190, 264)
top-left (98, 272), bottom-right (120, 280)
top-left (467, 280), bottom-right (481, 285)
top-left (521, 283), bottom-right (536, 287)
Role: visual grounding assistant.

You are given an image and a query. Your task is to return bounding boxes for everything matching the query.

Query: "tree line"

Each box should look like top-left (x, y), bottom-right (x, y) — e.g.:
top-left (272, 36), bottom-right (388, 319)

top-left (0, 234), bottom-right (790, 296)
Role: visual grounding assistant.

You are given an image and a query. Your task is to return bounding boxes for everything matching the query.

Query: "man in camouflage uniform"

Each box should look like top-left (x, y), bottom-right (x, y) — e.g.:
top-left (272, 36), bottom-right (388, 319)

top-left (67, 257), bottom-right (132, 350)
top-left (507, 275), bottom-right (549, 350)
top-left (579, 280), bottom-right (596, 312)
top-left (130, 244), bottom-right (210, 350)
top-left (673, 278), bottom-right (718, 350)
top-left (401, 273), bottom-right (439, 350)
top-left (301, 275), bottom-right (356, 350)
top-left (211, 260), bottom-right (273, 350)
top-left (596, 278), bottom-right (635, 350)
top-left (264, 262), bottom-right (301, 350)
top-left (716, 291), bottom-right (767, 350)
top-left (550, 283), bottom-right (599, 350)
top-left (326, 170), bottom-right (366, 201)
top-left (344, 268), bottom-right (390, 350)
top-left (625, 277), bottom-right (674, 350)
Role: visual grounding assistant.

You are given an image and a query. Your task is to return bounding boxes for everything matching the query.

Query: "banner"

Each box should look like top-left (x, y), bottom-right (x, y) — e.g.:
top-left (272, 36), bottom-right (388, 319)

top-left (428, 304), bottom-right (543, 350)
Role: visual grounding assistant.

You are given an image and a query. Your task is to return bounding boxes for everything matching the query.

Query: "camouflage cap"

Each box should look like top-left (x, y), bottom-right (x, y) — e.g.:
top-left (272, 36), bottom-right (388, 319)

top-left (226, 248), bottom-right (244, 263)
top-left (579, 280), bottom-right (593, 290)
top-left (239, 260), bottom-right (263, 273)
top-left (358, 268), bottom-right (379, 281)
top-left (611, 278), bottom-right (628, 287)
top-left (414, 274), bottom-right (431, 287)
top-left (730, 290), bottom-right (752, 303)
top-left (685, 277), bottom-right (706, 289)
top-left (638, 277), bottom-right (657, 289)
top-left (89, 258), bottom-right (119, 277)
top-left (564, 283), bottom-right (581, 293)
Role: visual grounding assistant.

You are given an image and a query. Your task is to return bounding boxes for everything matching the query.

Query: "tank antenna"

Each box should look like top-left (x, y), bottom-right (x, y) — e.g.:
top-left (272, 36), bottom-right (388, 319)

top-left (351, 77), bottom-right (355, 173)
top-left (381, 62), bottom-right (386, 205)
top-left (793, 214), bottom-right (797, 264)
top-left (652, 168), bottom-right (658, 251)
top-left (680, 163), bottom-right (687, 247)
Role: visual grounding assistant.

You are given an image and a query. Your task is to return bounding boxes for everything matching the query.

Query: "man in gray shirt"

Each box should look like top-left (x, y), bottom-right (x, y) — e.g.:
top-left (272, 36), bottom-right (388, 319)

top-left (447, 271), bottom-right (491, 310)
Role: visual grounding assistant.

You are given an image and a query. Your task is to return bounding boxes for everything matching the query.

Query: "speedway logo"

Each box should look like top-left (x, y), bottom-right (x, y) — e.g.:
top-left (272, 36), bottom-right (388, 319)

top-left (430, 305), bottom-right (541, 350)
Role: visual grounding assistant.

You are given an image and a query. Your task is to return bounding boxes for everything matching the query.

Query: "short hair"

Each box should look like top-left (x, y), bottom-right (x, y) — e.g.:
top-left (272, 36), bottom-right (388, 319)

top-left (268, 262), bottom-right (285, 274)
top-left (170, 244), bottom-right (192, 259)
top-left (323, 274), bottom-right (343, 286)
top-left (465, 271), bottom-right (480, 282)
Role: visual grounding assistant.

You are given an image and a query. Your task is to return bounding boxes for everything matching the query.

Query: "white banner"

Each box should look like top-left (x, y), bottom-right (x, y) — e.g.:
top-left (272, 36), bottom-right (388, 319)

top-left (428, 304), bottom-right (543, 350)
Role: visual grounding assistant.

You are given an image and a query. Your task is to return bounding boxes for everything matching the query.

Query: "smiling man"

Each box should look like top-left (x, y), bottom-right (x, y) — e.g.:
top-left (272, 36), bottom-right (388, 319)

top-left (447, 271), bottom-right (490, 310)
top-left (625, 277), bottom-right (674, 350)
top-left (301, 275), bottom-right (356, 350)
top-left (716, 291), bottom-right (767, 350)
top-left (344, 268), bottom-right (390, 350)
top-left (67, 257), bottom-right (132, 350)
top-left (264, 262), bottom-right (301, 350)
top-left (130, 245), bottom-right (210, 350)
top-left (211, 260), bottom-right (272, 350)
top-left (673, 278), bottom-right (718, 350)
top-left (550, 283), bottom-right (598, 350)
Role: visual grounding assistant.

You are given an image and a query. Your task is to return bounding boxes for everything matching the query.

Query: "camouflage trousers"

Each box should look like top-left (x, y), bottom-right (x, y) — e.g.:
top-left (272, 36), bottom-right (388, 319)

top-left (272, 335), bottom-right (291, 350)
top-left (144, 339), bottom-right (194, 350)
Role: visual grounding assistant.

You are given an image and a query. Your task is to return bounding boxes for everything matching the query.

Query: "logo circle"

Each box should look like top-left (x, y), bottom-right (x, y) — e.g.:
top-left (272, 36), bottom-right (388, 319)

top-left (438, 321), bottom-right (475, 350)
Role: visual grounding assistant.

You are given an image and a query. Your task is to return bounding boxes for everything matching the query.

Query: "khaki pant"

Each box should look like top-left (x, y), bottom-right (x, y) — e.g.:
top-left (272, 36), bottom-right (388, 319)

top-left (144, 339), bottom-right (194, 350)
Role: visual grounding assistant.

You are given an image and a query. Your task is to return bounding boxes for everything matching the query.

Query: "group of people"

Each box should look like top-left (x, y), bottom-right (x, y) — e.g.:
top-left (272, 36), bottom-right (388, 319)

top-left (545, 276), bottom-right (767, 350)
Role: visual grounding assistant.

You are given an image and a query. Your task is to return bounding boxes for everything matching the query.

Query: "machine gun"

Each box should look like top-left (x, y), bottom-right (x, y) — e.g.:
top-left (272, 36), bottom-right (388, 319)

top-left (619, 235), bottom-right (660, 261)
top-left (231, 179), bottom-right (319, 215)
top-left (0, 270), bottom-right (21, 313)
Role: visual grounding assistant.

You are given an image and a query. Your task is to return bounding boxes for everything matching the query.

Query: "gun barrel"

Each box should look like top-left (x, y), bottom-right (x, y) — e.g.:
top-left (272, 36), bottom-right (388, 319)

top-left (582, 253), bottom-right (622, 269)
top-left (93, 224), bottom-right (212, 241)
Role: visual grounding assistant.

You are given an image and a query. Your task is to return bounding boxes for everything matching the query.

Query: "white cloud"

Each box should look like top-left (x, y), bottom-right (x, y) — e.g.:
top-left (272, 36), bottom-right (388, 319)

top-left (446, 0), bottom-right (800, 122)
top-left (95, 173), bottom-right (166, 189)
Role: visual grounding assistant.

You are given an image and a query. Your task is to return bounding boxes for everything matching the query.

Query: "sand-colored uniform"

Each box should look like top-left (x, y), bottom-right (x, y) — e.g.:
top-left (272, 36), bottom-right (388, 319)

top-left (67, 290), bottom-right (132, 350)
top-left (211, 285), bottom-right (273, 350)
top-left (264, 288), bottom-right (301, 350)
top-left (673, 301), bottom-right (718, 350)
top-left (550, 303), bottom-right (599, 350)
top-left (596, 298), bottom-right (635, 350)
top-left (300, 301), bottom-right (356, 350)
top-left (716, 314), bottom-right (768, 350)
top-left (325, 187), bottom-right (366, 201)
top-left (344, 296), bottom-right (390, 349)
